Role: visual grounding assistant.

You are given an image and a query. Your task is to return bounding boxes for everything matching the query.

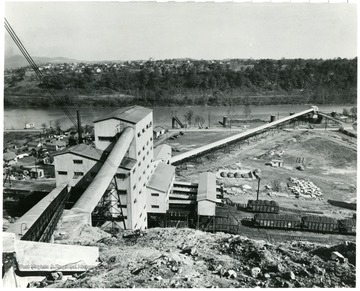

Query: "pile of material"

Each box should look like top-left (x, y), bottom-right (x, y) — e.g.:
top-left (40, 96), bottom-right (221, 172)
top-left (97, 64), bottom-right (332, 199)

top-left (288, 177), bottom-right (323, 198)
top-left (48, 228), bottom-right (355, 288)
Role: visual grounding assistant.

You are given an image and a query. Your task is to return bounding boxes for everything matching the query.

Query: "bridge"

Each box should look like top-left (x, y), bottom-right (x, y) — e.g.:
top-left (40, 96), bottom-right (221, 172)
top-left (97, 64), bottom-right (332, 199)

top-left (170, 107), bottom-right (317, 165)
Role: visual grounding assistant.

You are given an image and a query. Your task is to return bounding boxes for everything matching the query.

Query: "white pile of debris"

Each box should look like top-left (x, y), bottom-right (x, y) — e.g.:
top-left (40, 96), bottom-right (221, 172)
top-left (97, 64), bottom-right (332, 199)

top-left (288, 177), bottom-right (323, 198)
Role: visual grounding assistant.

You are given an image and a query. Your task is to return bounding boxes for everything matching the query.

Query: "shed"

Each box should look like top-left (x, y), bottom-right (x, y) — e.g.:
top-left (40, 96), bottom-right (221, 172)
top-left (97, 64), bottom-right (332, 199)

top-left (197, 172), bottom-right (217, 216)
top-left (271, 159), bottom-right (284, 167)
top-left (153, 126), bottom-right (166, 139)
top-left (29, 168), bottom-right (45, 179)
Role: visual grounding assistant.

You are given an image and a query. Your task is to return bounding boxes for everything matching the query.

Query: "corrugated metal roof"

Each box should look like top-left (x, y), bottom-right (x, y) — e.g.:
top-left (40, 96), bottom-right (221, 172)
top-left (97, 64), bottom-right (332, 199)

top-left (53, 144), bottom-right (105, 161)
top-left (93, 106), bottom-right (152, 124)
top-left (197, 172), bottom-right (217, 203)
top-left (147, 162), bottom-right (175, 193)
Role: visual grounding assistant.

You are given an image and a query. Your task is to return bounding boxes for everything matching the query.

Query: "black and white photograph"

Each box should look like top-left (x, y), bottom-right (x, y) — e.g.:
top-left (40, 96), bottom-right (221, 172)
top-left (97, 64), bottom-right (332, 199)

top-left (2, 0), bottom-right (357, 288)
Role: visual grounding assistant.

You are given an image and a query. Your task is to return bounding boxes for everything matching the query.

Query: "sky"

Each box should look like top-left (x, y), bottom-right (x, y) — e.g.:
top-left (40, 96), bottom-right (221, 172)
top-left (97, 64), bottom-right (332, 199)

top-left (4, 1), bottom-right (358, 61)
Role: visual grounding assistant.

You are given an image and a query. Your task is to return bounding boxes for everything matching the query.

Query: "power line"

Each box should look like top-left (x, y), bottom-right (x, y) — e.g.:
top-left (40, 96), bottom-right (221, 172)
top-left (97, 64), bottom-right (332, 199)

top-left (4, 18), bottom-right (78, 128)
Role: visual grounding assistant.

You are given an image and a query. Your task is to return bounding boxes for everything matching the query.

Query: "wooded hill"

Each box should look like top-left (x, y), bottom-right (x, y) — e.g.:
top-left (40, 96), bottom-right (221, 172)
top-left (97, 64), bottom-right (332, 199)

top-left (4, 58), bottom-right (357, 107)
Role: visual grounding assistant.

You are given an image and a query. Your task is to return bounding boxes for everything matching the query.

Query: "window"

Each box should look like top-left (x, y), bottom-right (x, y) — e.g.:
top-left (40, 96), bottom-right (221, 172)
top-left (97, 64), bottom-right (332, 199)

top-left (150, 137), bottom-right (153, 141)
top-left (133, 168), bottom-right (136, 174)
top-left (143, 156), bottom-right (145, 161)
top-left (138, 161), bottom-right (141, 167)
top-left (147, 164), bottom-right (150, 168)
top-left (144, 216), bottom-right (147, 221)
top-left (139, 190), bottom-right (142, 194)
top-left (98, 136), bottom-right (115, 142)
top-left (144, 204), bottom-right (146, 209)
top-left (138, 132), bottom-right (141, 137)
top-left (143, 170), bottom-right (145, 175)
top-left (134, 198), bottom-right (137, 204)
top-left (58, 171), bottom-right (67, 175)
top-left (143, 146), bottom-right (145, 151)
top-left (116, 173), bottom-right (128, 179)
top-left (118, 190), bottom-right (127, 195)
top-left (150, 146), bottom-right (153, 150)
top-left (149, 121), bottom-right (152, 127)
top-left (73, 160), bottom-right (83, 164)
top-left (133, 184), bottom-right (136, 190)
top-left (134, 223), bottom-right (137, 228)
top-left (151, 205), bottom-right (159, 209)
top-left (147, 151), bottom-right (149, 156)
top-left (147, 141), bottom-right (149, 146)
top-left (140, 212), bottom-right (143, 217)
top-left (139, 176), bottom-right (141, 181)
top-left (74, 172), bottom-right (84, 176)
top-left (142, 128), bottom-right (145, 133)
top-left (151, 193), bottom-right (159, 197)
top-left (138, 151), bottom-right (141, 156)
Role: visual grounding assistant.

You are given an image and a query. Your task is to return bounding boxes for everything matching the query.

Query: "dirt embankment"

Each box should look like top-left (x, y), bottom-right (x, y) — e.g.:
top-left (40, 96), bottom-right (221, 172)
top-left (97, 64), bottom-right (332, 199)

top-left (50, 227), bottom-right (355, 288)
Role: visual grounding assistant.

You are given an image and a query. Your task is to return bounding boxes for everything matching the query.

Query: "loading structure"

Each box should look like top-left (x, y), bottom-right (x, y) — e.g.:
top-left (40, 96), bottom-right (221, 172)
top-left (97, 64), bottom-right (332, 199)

top-left (71, 127), bottom-right (134, 220)
top-left (170, 108), bottom-right (317, 165)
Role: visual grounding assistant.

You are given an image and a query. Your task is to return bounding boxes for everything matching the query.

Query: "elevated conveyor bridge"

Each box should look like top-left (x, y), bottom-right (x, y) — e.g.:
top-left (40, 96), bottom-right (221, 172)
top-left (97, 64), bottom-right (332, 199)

top-left (170, 108), bottom-right (316, 165)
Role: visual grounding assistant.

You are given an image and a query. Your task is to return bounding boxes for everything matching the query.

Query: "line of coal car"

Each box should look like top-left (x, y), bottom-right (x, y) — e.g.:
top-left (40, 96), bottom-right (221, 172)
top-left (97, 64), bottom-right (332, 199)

top-left (249, 213), bottom-right (356, 235)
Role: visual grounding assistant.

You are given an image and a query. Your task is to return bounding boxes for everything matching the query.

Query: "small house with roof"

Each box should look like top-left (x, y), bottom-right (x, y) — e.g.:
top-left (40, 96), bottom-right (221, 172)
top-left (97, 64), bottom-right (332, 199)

top-left (153, 126), bottom-right (166, 139)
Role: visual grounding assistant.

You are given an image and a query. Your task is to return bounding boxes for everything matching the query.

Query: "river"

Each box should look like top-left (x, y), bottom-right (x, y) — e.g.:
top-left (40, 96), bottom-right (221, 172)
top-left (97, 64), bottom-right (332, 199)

top-left (3, 105), bottom-right (353, 130)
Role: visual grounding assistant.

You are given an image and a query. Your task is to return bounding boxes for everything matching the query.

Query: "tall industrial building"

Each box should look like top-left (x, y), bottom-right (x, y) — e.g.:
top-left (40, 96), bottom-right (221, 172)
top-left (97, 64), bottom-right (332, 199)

top-left (54, 106), bottom-right (174, 230)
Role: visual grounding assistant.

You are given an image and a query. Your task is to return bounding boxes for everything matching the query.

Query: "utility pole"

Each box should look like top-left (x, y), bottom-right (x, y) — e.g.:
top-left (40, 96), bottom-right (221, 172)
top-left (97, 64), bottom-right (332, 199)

top-left (256, 178), bottom-right (261, 201)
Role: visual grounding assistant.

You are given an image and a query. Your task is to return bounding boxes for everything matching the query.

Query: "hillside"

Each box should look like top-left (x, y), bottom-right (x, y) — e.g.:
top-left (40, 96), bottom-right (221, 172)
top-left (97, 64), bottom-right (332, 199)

top-left (4, 58), bottom-right (357, 108)
top-left (40, 227), bottom-right (356, 288)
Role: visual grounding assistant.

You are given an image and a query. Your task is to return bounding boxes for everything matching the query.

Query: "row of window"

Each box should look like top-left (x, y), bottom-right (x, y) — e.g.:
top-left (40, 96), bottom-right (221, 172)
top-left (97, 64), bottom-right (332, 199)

top-left (58, 171), bottom-right (83, 176)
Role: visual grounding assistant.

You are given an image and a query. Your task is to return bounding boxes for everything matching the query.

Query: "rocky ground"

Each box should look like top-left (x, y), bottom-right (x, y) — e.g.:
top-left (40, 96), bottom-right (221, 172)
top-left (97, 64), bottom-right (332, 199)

top-left (46, 227), bottom-right (356, 288)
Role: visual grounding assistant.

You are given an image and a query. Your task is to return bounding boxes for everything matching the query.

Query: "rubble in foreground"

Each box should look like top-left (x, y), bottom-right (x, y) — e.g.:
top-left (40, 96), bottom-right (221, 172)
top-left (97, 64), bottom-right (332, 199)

top-left (50, 227), bottom-right (355, 288)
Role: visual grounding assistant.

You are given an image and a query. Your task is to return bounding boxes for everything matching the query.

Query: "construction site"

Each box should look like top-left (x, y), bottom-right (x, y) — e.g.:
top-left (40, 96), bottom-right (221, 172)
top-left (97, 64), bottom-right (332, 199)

top-left (2, 104), bottom-right (357, 288)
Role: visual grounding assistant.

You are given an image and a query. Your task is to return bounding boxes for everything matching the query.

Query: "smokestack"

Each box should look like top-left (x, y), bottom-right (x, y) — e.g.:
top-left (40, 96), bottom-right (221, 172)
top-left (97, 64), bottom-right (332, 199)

top-left (77, 110), bottom-right (83, 144)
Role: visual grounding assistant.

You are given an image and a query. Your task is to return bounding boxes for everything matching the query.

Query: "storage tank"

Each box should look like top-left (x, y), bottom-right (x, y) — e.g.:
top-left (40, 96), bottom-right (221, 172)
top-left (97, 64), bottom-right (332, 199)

top-left (270, 115), bottom-right (277, 122)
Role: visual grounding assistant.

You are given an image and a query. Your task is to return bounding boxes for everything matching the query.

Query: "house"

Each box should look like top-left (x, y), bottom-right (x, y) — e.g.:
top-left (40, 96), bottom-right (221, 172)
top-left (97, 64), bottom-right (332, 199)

top-left (271, 159), bottom-right (284, 167)
top-left (153, 126), bottom-right (166, 139)
top-left (3, 152), bottom-right (17, 165)
top-left (29, 168), bottom-right (45, 179)
top-left (27, 141), bottom-right (42, 149)
top-left (43, 140), bottom-right (67, 152)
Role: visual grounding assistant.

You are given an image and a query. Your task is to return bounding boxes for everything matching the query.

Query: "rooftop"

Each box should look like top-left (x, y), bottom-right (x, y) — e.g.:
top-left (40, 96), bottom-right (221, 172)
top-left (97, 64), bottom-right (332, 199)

top-left (197, 172), bottom-right (217, 203)
top-left (3, 152), bottom-right (17, 161)
top-left (93, 106), bottom-right (152, 124)
top-left (154, 144), bottom-right (172, 162)
top-left (52, 144), bottom-right (105, 161)
top-left (147, 162), bottom-right (175, 193)
top-left (119, 157), bottom-right (137, 170)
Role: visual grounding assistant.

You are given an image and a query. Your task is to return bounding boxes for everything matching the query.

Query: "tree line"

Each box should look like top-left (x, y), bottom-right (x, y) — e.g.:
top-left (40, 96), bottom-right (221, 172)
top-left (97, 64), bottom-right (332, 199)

top-left (4, 58), bottom-right (357, 107)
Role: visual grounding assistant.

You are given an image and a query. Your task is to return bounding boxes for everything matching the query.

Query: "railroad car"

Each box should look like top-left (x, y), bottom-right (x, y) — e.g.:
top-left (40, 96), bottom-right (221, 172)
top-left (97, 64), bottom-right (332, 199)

top-left (246, 200), bottom-right (280, 214)
top-left (253, 213), bottom-right (301, 229)
top-left (301, 216), bottom-right (338, 233)
top-left (338, 218), bottom-right (356, 234)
